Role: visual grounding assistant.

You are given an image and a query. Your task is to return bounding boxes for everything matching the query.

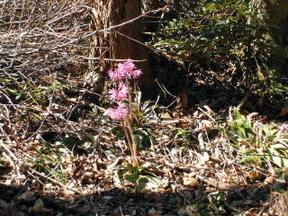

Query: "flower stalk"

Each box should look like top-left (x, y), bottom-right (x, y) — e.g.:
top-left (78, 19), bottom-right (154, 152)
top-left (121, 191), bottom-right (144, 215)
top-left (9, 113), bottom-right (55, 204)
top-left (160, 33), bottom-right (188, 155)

top-left (105, 59), bottom-right (142, 166)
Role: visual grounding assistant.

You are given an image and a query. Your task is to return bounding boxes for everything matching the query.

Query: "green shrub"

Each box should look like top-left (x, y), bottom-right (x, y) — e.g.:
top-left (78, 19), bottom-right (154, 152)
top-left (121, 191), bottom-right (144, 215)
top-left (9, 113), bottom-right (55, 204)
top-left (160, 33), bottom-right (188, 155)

top-left (153, 0), bottom-right (286, 95)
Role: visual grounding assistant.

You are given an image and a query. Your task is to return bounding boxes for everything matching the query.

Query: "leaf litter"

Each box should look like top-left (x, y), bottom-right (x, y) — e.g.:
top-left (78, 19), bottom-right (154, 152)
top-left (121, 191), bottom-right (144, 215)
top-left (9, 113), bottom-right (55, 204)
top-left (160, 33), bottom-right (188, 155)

top-left (0, 93), bottom-right (287, 215)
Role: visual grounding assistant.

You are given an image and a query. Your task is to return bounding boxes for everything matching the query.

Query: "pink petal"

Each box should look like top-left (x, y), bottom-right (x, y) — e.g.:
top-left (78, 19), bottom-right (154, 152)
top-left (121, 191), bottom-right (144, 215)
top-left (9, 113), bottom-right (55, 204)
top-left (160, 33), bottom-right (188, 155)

top-left (130, 69), bottom-right (142, 79)
top-left (108, 83), bottom-right (128, 101)
top-left (105, 103), bottom-right (128, 120)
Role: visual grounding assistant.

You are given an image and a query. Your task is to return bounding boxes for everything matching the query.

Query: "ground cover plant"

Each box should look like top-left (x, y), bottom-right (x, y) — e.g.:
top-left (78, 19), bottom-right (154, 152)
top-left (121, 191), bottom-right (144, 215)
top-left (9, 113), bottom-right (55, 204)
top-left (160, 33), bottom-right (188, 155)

top-left (0, 0), bottom-right (287, 215)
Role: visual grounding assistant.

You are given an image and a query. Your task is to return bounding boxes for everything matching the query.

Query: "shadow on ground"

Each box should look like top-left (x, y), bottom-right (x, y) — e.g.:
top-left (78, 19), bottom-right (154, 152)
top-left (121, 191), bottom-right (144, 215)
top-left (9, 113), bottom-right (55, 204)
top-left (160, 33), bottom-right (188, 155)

top-left (141, 53), bottom-right (288, 122)
top-left (0, 180), bottom-right (287, 216)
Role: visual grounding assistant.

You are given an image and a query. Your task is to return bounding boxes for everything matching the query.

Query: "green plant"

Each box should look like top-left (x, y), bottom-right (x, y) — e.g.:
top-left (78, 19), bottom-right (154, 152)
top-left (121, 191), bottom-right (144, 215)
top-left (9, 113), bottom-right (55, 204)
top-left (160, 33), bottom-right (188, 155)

top-left (134, 127), bottom-right (153, 150)
top-left (207, 191), bottom-right (227, 215)
top-left (31, 142), bottom-right (67, 183)
top-left (117, 163), bottom-right (160, 191)
top-left (1, 76), bottom-right (66, 105)
top-left (228, 110), bottom-right (254, 139)
top-left (225, 108), bottom-right (288, 168)
top-left (153, 0), bottom-right (284, 94)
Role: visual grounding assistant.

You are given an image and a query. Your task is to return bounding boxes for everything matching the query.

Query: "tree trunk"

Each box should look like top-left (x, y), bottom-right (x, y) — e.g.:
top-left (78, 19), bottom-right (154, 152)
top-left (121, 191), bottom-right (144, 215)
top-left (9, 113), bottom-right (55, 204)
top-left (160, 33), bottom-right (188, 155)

top-left (110, 0), bottom-right (153, 89)
top-left (86, 0), bottom-right (153, 96)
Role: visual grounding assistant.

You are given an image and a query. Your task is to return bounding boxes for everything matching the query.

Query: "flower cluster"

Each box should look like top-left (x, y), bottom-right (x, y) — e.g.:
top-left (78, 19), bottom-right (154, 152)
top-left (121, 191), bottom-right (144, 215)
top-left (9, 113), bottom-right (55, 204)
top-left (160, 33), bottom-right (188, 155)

top-left (108, 59), bottom-right (142, 81)
top-left (105, 103), bottom-right (129, 121)
top-left (108, 82), bottom-right (128, 101)
top-left (105, 59), bottom-right (142, 121)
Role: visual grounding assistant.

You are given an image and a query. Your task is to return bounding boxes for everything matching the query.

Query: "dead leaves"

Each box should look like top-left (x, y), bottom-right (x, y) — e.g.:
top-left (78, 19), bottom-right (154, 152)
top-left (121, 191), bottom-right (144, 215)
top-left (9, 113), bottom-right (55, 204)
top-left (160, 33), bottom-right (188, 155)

top-left (269, 192), bottom-right (288, 216)
top-left (71, 155), bottom-right (105, 185)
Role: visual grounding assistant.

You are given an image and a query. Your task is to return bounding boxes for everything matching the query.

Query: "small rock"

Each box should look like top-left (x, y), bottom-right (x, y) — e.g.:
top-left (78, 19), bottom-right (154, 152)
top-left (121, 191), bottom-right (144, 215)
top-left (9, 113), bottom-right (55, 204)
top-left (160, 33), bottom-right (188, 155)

top-left (29, 198), bottom-right (52, 213)
top-left (183, 176), bottom-right (198, 187)
top-left (17, 191), bottom-right (35, 201)
top-left (29, 199), bottom-right (45, 212)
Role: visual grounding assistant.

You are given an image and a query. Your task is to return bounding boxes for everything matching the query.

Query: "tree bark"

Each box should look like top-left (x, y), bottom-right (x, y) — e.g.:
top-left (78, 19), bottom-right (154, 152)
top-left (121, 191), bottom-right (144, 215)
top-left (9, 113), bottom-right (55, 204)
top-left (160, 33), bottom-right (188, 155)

top-left (110, 0), bottom-right (153, 89)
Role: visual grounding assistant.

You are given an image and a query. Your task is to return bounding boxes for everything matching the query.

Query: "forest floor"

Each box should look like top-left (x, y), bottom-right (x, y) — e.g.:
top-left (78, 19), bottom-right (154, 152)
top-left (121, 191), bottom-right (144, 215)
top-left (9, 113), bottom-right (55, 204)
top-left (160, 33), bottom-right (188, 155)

top-left (0, 0), bottom-right (288, 215)
top-left (0, 76), bottom-right (288, 216)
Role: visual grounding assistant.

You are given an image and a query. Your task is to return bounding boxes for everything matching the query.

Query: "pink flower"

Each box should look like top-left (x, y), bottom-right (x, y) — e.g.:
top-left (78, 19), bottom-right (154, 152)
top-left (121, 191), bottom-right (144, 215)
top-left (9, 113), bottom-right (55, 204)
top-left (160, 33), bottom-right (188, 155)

top-left (108, 59), bottom-right (142, 81)
top-left (105, 103), bottom-right (128, 120)
top-left (129, 69), bottom-right (142, 79)
top-left (123, 59), bottom-right (142, 79)
top-left (108, 82), bottom-right (128, 101)
top-left (123, 59), bottom-right (135, 73)
top-left (108, 68), bottom-right (126, 81)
